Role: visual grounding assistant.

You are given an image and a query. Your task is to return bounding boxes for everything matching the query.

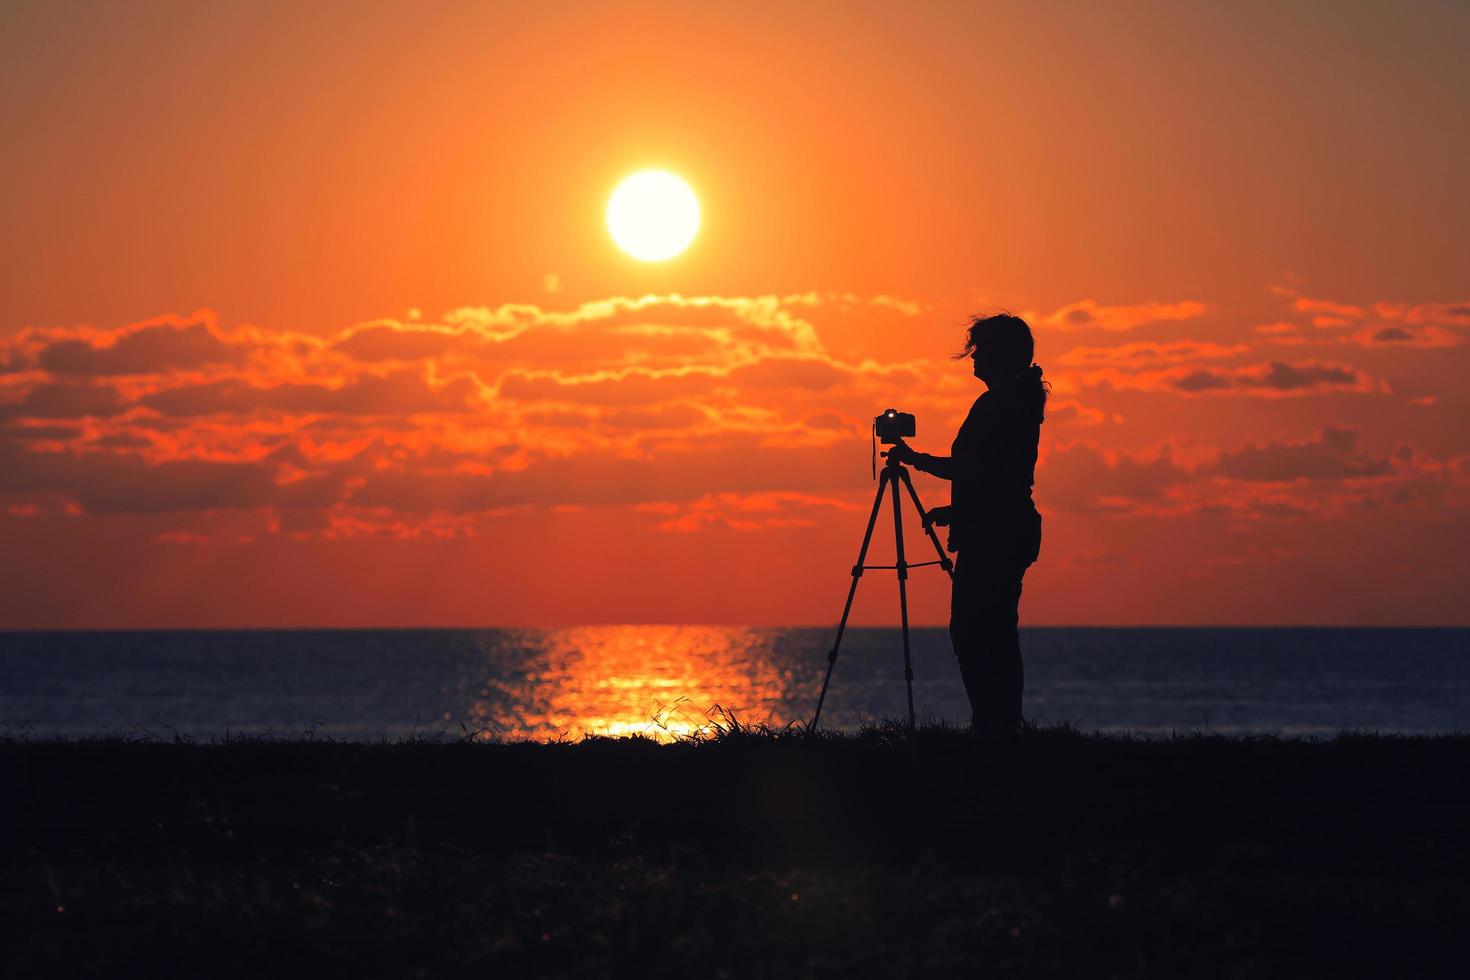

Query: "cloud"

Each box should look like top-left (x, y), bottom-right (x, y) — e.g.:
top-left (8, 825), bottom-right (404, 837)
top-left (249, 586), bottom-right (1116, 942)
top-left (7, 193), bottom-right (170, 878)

top-left (343, 435), bottom-right (866, 515)
top-left (1266, 292), bottom-right (1470, 346)
top-left (5, 382), bottom-right (125, 418)
top-left (1034, 429), bottom-right (1455, 520)
top-left (331, 323), bottom-right (475, 362)
top-left (1179, 360), bottom-right (1382, 395)
top-left (640, 491), bottom-right (862, 532)
top-left (1057, 340), bottom-right (1248, 368)
top-left (0, 291), bottom-right (947, 530)
top-left (1171, 371), bottom-right (1231, 392)
top-left (596, 404), bottom-right (710, 432)
top-left (1059, 359), bottom-right (1385, 398)
top-left (1063, 552), bottom-right (1139, 569)
top-left (726, 356), bottom-right (852, 390)
top-left (1370, 300), bottom-right (1470, 328)
top-left (0, 448), bottom-right (276, 514)
top-left (139, 369), bottom-right (485, 417)
top-left (1044, 400), bottom-right (1107, 426)
top-left (494, 366), bottom-right (729, 406)
top-left (93, 432), bottom-right (154, 449)
top-left (1254, 361), bottom-right (1365, 392)
top-left (493, 354), bottom-right (921, 407)
top-left (1340, 324), bottom-right (1463, 349)
top-left (1292, 296), bottom-right (1365, 324)
top-left (307, 508), bottom-right (480, 541)
top-left (35, 318), bottom-right (241, 375)
top-left (153, 530), bottom-right (210, 544)
top-left (3, 289), bottom-right (1459, 543)
top-left (1209, 428), bottom-right (1392, 481)
top-left (802, 412), bottom-right (851, 431)
top-left (1031, 299), bottom-right (1208, 332)
top-left (7, 423), bottom-right (84, 442)
top-left (438, 294), bottom-right (830, 360)
top-left (1039, 441), bottom-right (1190, 514)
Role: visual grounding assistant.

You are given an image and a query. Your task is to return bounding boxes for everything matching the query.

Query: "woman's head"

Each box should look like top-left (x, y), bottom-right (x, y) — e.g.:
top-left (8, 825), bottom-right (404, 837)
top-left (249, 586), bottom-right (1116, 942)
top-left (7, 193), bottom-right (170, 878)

top-left (955, 312), bottom-right (1047, 421)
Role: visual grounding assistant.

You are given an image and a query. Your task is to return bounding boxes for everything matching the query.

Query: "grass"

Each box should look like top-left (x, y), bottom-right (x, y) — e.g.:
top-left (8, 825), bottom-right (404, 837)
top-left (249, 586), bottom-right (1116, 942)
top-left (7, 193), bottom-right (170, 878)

top-left (4, 724), bottom-right (1468, 977)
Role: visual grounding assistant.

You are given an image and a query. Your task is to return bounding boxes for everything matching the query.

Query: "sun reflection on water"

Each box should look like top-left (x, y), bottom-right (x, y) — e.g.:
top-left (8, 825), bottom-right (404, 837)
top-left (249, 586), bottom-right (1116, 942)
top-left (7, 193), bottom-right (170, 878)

top-left (456, 626), bottom-right (807, 742)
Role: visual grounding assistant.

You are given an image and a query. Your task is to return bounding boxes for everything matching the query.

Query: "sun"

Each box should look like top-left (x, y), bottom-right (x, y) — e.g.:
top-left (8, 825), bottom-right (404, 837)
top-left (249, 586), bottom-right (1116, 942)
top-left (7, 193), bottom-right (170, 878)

top-left (606, 170), bottom-right (700, 262)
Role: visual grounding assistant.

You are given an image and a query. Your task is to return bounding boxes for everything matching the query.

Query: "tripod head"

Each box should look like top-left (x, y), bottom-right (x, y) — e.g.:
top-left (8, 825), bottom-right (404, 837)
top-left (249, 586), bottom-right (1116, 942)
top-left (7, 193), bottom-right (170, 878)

top-left (874, 440), bottom-right (917, 480)
top-left (873, 439), bottom-right (917, 479)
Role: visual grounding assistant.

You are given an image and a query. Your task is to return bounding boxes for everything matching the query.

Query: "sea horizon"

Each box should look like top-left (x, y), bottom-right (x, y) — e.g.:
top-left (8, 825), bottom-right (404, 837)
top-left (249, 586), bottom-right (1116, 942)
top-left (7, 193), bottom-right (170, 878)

top-left (5, 626), bottom-right (1466, 742)
top-left (5, 623), bottom-right (1466, 632)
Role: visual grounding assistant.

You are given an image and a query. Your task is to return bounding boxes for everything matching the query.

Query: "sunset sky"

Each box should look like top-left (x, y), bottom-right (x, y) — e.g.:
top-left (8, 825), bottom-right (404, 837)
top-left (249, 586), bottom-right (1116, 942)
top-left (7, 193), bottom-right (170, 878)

top-left (2, 0), bottom-right (1466, 628)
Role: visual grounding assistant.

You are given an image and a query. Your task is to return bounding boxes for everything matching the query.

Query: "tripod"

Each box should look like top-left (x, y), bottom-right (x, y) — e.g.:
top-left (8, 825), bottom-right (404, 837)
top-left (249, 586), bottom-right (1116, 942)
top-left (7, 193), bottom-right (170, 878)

top-left (810, 452), bottom-right (954, 731)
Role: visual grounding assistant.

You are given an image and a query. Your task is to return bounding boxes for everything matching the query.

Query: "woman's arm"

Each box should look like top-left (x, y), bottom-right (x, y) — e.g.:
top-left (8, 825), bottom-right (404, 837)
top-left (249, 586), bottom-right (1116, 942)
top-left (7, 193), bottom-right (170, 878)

top-left (888, 439), bottom-right (955, 480)
top-left (912, 451), bottom-right (955, 480)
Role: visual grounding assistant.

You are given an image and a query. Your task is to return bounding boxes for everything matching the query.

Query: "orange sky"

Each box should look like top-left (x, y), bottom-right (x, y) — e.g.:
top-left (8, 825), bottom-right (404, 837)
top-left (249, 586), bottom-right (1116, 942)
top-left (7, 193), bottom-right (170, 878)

top-left (2, 1), bottom-right (1467, 627)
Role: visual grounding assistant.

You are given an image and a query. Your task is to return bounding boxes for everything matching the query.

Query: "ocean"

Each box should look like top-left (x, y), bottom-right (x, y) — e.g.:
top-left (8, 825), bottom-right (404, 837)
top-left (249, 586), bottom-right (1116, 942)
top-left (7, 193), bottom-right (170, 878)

top-left (2, 627), bottom-right (1466, 741)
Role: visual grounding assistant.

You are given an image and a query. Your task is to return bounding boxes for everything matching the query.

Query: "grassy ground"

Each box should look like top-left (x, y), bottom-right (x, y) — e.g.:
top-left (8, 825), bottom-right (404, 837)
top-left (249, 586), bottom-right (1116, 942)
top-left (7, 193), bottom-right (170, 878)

top-left (4, 724), bottom-right (1468, 978)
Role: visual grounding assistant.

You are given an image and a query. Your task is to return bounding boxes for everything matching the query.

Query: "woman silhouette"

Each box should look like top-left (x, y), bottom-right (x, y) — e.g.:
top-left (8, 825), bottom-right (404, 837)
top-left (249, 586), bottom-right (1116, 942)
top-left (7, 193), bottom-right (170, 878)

top-left (888, 313), bottom-right (1044, 736)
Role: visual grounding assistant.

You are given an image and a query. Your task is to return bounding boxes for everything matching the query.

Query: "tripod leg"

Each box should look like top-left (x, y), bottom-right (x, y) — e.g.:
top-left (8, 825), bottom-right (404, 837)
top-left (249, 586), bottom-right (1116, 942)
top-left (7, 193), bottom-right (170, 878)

top-left (891, 468), bottom-right (917, 731)
top-left (810, 471), bottom-right (890, 731)
top-left (896, 466), bottom-right (954, 578)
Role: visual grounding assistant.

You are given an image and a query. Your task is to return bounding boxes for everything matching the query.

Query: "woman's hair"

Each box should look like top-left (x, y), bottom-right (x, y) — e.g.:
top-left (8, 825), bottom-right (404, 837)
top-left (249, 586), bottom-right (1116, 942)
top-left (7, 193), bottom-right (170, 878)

top-left (954, 312), bottom-right (1048, 422)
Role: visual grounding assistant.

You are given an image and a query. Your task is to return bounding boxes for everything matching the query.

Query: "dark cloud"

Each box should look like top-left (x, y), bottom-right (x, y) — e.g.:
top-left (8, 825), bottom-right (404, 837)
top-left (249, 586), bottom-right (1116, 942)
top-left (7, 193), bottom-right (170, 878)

top-left (1038, 299), bottom-right (1209, 332)
top-left (332, 325), bottom-right (468, 362)
top-left (1044, 401), bottom-right (1105, 426)
top-left (1174, 371), bottom-right (1232, 392)
top-left (1259, 361), bottom-right (1357, 391)
top-left (1346, 324), bottom-right (1463, 349)
top-left (599, 404), bottom-right (708, 431)
top-left (332, 298), bottom-right (814, 366)
top-left (348, 435), bottom-right (864, 513)
top-left (139, 380), bottom-right (251, 416)
top-left (1065, 552), bottom-right (1137, 568)
top-left (520, 408), bottom-right (592, 429)
top-left (490, 324), bottom-right (730, 365)
top-left (1169, 361), bottom-right (1367, 395)
top-left (75, 458), bottom-right (281, 514)
top-left (0, 430), bottom-right (867, 518)
top-left (803, 412), bottom-right (849, 430)
top-left (0, 441), bottom-right (352, 515)
top-left (7, 383), bottom-right (124, 418)
top-left (0, 447), bottom-right (271, 513)
top-left (92, 432), bottom-right (154, 449)
top-left (496, 369), bottom-right (724, 406)
top-left (726, 357), bottom-right (851, 390)
top-left (140, 370), bottom-right (482, 417)
top-left (1039, 442), bottom-right (1188, 514)
top-left (1210, 428), bottom-right (1392, 482)
top-left (1058, 340), bottom-right (1248, 369)
top-left (7, 424), bottom-right (82, 441)
top-left (1372, 327), bottom-right (1414, 343)
top-left (37, 322), bottom-right (239, 375)
top-left (495, 355), bottom-right (865, 406)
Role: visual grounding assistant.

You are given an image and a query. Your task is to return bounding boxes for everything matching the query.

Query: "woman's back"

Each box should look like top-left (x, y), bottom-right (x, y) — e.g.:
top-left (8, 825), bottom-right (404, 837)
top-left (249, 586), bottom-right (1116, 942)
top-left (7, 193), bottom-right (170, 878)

top-left (947, 387), bottom-right (1040, 556)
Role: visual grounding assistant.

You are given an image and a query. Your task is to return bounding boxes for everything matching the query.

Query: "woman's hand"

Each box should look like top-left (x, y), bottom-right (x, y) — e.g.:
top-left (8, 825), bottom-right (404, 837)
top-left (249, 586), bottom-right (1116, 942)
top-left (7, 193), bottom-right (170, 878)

top-left (925, 505), bottom-right (953, 527)
top-left (885, 437), bottom-right (920, 466)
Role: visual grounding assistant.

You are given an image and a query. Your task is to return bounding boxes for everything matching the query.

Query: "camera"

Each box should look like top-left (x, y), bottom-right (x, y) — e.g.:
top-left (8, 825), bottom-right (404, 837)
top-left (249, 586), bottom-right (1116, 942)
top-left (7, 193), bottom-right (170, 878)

top-left (873, 408), bottom-right (916, 444)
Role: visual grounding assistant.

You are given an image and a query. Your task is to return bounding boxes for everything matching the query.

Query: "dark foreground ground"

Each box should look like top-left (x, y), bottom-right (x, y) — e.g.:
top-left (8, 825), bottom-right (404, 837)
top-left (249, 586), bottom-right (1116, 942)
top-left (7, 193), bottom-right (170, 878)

top-left (4, 726), bottom-right (1468, 978)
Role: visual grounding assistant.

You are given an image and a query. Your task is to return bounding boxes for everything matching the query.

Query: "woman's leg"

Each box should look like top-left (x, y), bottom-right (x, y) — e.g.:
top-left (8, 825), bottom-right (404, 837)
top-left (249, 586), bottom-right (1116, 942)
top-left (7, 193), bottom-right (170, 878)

top-left (950, 556), bottom-right (1028, 734)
